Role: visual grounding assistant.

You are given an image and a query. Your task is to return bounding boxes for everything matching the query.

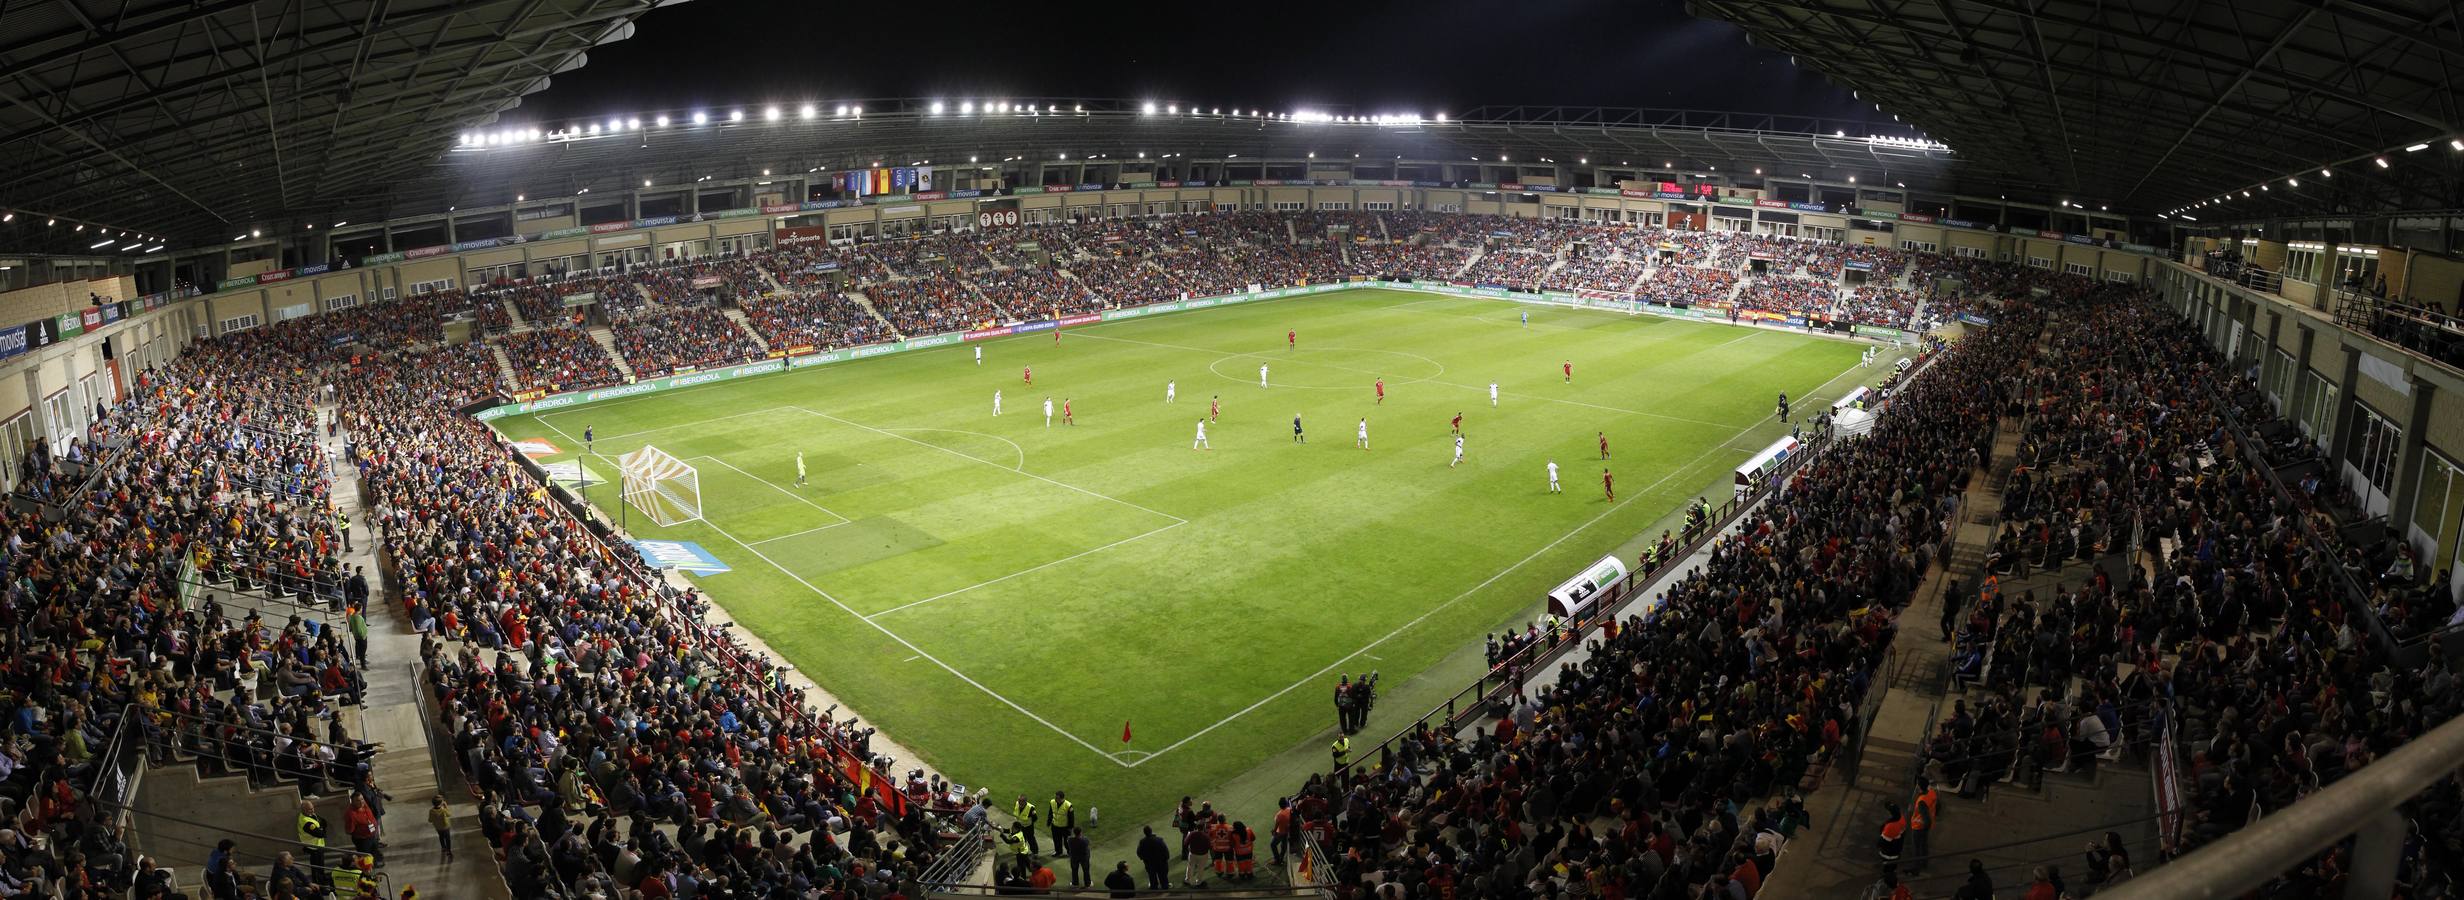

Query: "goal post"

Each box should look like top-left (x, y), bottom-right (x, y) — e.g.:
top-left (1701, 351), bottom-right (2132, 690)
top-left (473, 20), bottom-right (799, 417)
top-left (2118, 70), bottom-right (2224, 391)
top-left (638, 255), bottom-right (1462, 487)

top-left (617, 445), bottom-right (703, 527)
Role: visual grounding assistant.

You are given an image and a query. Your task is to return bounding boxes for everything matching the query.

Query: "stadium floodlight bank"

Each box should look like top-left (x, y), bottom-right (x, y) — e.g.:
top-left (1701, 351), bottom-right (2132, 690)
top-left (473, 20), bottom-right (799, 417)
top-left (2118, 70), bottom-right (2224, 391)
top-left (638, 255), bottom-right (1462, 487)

top-left (618, 445), bottom-right (703, 527)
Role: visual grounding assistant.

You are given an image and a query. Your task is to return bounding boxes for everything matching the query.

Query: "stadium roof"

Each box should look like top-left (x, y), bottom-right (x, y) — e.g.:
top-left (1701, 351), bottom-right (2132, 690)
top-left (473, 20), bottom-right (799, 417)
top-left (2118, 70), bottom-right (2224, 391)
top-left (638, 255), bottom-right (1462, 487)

top-left (0, 0), bottom-right (681, 255)
top-left (1688, 0), bottom-right (2464, 220)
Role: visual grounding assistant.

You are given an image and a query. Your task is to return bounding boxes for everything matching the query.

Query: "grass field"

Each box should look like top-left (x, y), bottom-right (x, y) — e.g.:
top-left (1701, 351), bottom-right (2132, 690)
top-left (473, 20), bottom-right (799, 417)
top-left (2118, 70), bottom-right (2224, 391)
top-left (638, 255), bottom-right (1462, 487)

top-left (492, 287), bottom-right (1871, 832)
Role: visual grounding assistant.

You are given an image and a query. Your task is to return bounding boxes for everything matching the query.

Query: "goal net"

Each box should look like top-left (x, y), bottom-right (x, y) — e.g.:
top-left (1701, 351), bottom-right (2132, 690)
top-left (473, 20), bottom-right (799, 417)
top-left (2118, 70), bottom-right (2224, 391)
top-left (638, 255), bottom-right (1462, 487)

top-left (617, 445), bottom-right (703, 527)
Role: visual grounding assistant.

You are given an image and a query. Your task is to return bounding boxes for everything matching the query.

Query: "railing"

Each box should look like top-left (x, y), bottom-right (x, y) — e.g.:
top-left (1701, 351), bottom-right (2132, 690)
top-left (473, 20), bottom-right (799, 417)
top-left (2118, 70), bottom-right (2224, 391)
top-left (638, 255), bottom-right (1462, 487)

top-left (2100, 707), bottom-right (2464, 899)
top-left (918, 818), bottom-right (993, 888)
top-left (2212, 399), bottom-right (2399, 659)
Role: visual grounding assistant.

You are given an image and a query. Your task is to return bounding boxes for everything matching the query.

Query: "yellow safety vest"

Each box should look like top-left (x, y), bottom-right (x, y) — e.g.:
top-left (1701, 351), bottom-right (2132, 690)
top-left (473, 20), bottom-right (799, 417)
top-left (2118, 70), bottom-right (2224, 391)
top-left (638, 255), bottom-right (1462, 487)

top-left (1004, 830), bottom-right (1030, 856)
top-left (1331, 737), bottom-right (1351, 765)
top-left (1050, 798), bottom-right (1074, 828)
top-left (297, 814), bottom-right (325, 848)
top-left (1013, 800), bottom-right (1039, 826)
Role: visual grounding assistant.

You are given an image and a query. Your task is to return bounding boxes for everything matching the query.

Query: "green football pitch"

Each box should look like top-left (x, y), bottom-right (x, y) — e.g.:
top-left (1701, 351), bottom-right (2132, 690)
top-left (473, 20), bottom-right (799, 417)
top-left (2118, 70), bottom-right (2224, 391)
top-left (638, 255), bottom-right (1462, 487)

top-left (493, 287), bottom-right (1873, 831)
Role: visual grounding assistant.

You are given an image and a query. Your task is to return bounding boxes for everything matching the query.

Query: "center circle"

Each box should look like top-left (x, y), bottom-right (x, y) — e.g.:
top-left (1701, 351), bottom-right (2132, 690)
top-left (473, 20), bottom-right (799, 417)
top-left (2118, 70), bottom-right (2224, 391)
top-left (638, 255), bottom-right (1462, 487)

top-left (1206, 347), bottom-right (1446, 391)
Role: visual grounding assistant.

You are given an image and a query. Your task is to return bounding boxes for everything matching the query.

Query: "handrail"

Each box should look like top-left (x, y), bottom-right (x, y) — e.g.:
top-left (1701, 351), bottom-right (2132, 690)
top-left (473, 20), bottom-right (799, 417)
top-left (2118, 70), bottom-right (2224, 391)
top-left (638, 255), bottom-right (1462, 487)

top-left (2097, 704), bottom-right (2464, 899)
top-left (2212, 398), bottom-right (2398, 658)
top-left (917, 818), bottom-right (992, 888)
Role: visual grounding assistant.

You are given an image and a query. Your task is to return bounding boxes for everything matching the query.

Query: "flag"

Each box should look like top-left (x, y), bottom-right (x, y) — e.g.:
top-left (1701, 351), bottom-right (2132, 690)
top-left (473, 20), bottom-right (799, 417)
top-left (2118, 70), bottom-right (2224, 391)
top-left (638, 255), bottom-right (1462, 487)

top-left (1121, 720), bottom-right (1132, 744)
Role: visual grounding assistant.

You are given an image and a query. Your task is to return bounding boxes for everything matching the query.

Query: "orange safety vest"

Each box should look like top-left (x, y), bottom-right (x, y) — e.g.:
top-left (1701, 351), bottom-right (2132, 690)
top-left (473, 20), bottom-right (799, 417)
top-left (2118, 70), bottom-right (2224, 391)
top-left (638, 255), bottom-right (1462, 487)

top-left (1208, 823), bottom-right (1234, 853)
top-left (1232, 829), bottom-right (1255, 857)
top-left (1911, 789), bottom-right (1938, 831)
top-left (1879, 816), bottom-right (1907, 841)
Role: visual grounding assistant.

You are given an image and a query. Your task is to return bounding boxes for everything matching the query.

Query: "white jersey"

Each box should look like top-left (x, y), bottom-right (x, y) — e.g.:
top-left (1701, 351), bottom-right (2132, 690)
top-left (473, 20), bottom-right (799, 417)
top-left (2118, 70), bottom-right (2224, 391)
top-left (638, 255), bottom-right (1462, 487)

top-left (1043, 399), bottom-right (1054, 417)
top-left (1453, 436), bottom-right (1466, 457)
top-left (1258, 364), bottom-right (1269, 386)
top-left (1358, 421), bottom-right (1369, 440)
top-left (1489, 383), bottom-right (1499, 402)
top-left (975, 346), bottom-right (983, 362)
top-left (1547, 462), bottom-right (1560, 482)
top-left (994, 391), bottom-right (1003, 413)
top-left (1167, 381), bottom-right (1176, 401)
top-left (1195, 422), bottom-right (1208, 440)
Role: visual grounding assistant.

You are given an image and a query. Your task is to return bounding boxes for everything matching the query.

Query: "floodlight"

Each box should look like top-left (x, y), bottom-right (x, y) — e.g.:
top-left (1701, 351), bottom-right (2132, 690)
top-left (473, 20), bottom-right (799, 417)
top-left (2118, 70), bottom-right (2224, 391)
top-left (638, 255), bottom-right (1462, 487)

top-left (656, 115), bottom-right (670, 127)
top-left (729, 110), bottom-right (743, 122)
top-left (765, 107), bottom-right (781, 121)
top-left (692, 111), bottom-right (707, 125)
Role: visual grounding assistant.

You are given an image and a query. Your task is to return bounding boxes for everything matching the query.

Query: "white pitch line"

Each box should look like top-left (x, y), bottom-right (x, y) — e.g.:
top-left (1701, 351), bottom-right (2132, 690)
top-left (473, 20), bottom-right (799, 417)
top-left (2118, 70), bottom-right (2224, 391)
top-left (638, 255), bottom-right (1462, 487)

top-left (884, 427), bottom-right (1028, 471)
top-left (790, 406), bottom-right (1187, 526)
top-left (1124, 357), bottom-right (1872, 767)
top-left (749, 521), bottom-right (856, 545)
top-left (692, 515), bottom-right (1134, 765)
top-left (864, 521), bottom-right (1187, 621)
top-left (693, 455), bottom-right (853, 526)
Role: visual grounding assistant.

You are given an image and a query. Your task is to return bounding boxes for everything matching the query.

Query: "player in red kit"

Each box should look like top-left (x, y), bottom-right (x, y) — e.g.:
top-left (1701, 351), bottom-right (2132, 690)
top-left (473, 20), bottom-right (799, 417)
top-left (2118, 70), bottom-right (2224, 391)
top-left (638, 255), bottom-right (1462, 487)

top-left (1562, 360), bottom-right (1573, 383)
top-left (1602, 468), bottom-right (1614, 501)
top-left (1210, 395), bottom-right (1220, 423)
top-left (1023, 365), bottom-right (1033, 385)
top-left (1598, 431), bottom-right (1609, 460)
top-left (1450, 412), bottom-right (1463, 435)
top-left (1375, 379), bottom-right (1385, 404)
top-left (1062, 398), bottom-right (1074, 425)
top-left (1287, 329), bottom-right (1296, 350)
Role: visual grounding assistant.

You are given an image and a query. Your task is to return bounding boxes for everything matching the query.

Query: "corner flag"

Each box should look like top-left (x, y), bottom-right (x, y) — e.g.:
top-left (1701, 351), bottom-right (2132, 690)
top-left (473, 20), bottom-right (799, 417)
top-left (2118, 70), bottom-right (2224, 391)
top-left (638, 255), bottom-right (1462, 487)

top-left (1121, 720), bottom-right (1133, 744)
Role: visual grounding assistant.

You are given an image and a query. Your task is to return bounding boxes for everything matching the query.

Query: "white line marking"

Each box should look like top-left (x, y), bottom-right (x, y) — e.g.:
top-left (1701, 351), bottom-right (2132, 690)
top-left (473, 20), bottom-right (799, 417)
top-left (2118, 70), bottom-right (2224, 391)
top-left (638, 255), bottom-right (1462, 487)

top-left (884, 427), bottom-right (1028, 471)
top-left (1123, 358), bottom-right (1870, 767)
top-left (749, 521), bottom-right (856, 545)
top-left (903, 655), bottom-right (922, 662)
top-left (790, 406), bottom-right (1186, 526)
top-left (691, 515), bottom-right (1134, 765)
top-left (864, 522), bottom-right (1187, 621)
top-left (692, 455), bottom-right (854, 526)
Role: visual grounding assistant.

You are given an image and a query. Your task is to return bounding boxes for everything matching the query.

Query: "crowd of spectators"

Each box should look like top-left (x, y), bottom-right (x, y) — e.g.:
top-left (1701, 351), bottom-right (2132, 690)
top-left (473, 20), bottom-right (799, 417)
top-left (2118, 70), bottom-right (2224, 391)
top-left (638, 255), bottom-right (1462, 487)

top-left (1637, 266), bottom-right (1741, 307)
top-left (1346, 242), bottom-right (1470, 282)
top-left (609, 307), bottom-right (767, 377)
top-left (1839, 285), bottom-right (1924, 329)
top-left (1545, 256), bottom-right (1649, 294)
top-left (1070, 256), bottom-right (1181, 307)
top-left (1459, 249), bottom-right (1556, 289)
top-left (1735, 275), bottom-right (1840, 318)
top-left (867, 271), bottom-right (1004, 336)
top-left (499, 327), bottom-right (623, 393)
top-left (741, 291), bottom-right (884, 351)
top-left (1284, 273), bottom-right (2019, 900)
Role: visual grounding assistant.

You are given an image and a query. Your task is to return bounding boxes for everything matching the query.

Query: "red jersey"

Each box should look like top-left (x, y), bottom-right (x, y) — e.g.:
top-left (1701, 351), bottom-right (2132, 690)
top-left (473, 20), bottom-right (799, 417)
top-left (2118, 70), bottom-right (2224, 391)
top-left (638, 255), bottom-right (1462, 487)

top-left (1287, 330), bottom-right (1296, 345)
top-left (1022, 367), bottom-right (1032, 382)
top-left (1603, 472), bottom-right (1614, 489)
top-left (1599, 435), bottom-right (1609, 453)
top-left (1451, 414), bottom-right (1463, 430)
top-left (1375, 380), bottom-right (1384, 396)
top-left (1563, 362), bottom-right (1573, 376)
top-left (1063, 402), bottom-right (1072, 416)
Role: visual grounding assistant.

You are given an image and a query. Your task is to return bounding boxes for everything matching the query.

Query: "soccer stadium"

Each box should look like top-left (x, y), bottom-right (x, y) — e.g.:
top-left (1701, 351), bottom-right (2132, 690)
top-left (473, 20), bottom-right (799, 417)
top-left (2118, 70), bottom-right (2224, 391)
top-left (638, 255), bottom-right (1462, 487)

top-left (3, 1), bottom-right (2463, 898)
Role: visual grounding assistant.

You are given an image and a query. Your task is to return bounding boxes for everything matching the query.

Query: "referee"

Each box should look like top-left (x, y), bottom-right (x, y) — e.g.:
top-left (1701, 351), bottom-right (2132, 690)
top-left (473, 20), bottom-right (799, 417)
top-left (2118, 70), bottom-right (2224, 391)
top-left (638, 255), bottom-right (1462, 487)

top-left (1292, 413), bottom-right (1305, 444)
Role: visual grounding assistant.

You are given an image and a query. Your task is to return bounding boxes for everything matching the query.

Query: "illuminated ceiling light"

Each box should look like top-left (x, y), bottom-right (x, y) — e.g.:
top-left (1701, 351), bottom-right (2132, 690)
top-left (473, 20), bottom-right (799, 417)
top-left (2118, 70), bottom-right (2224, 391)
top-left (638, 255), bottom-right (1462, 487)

top-left (1142, 101), bottom-right (1157, 115)
top-left (2452, 138), bottom-right (2464, 151)
top-left (643, 179), bottom-right (652, 187)
top-left (626, 118), bottom-right (640, 130)
top-left (798, 104), bottom-right (816, 120)
top-left (970, 155), bottom-right (978, 162)
top-left (1579, 157), bottom-right (1586, 164)
top-left (1434, 113), bottom-right (1446, 121)
top-left (0, 213), bottom-right (10, 222)
top-left (1167, 104), bottom-right (1178, 114)
top-left (726, 110), bottom-right (742, 122)
top-left (250, 229), bottom-right (260, 237)
top-left (577, 187), bottom-right (589, 194)
top-left (2320, 168), bottom-right (2331, 178)
top-left (587, 123), bottom-right (600, 134)
top-left (2288, 177), bottom-right (2299, 187)
top-left (692, 111), bottom-right (708, 125)
top-left (607, 118), bottom-right (622, 132)
top-left (1847, 175), bottom-right (1856, 183)
top-left (852, 105), bottom-right (862, 116)
top-left (2405, 143), bottom-right (2430, 152)
top-left (656, 114), bottom-right (670, 127)
top-left (764, 107), bottom-right (781, 122)
top-left (232, 233), bottom-right (246, 241)
top-left (961, 101), bottom-right (975, 114)
top-left (88, 239), bottom-right (112, 249)
top-left (516, 194), bottom-right (524, 201)
top-left (835, 104), bottom-right (849, 117)
top-left (2373, 156), bottom-right (2389, 168)
top-left (1074, 104), bottom-right (1083, 113)
top-left (75, 224), bottom-right (84, 231)
top-left (333, 220), bottom-right (348, 227)
top-left (930, 101), bottom-right (945, 114)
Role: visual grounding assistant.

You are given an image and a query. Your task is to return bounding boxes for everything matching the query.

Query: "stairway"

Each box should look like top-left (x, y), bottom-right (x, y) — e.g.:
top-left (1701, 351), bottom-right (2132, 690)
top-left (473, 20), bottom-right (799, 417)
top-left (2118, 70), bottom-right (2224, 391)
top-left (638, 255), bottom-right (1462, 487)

top-left (586, 325), bottom-right (638, 380)
top-left (754, 262), bottom-right (788, 295)
top-left (500, 297), bottom-right (527, 329)
top-left (720, 306), bottom-right (772, 352)
top-left (1284, 217), bottom-right (1300, 243)
top-left (846, 290), bottom-right (898, 338)
top-left (487, 343), bottom-right (520, 391)
top-left (1375, 215), bottom-right (1392, 241)
top-left (1454, 247), bottom-right (1484, 280)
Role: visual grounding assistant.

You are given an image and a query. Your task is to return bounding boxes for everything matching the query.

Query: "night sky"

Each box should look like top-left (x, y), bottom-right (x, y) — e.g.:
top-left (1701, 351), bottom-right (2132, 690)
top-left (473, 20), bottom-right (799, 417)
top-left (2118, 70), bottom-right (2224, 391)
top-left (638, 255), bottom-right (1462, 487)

top-left (522, 0), bottom-right (1880, 126)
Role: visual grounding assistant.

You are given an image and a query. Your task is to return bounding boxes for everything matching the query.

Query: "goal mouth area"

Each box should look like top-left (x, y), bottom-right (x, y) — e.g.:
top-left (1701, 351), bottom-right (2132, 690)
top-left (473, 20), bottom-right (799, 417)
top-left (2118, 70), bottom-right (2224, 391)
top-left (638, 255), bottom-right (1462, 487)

top-left (617, 444), bottom-right (704, 527)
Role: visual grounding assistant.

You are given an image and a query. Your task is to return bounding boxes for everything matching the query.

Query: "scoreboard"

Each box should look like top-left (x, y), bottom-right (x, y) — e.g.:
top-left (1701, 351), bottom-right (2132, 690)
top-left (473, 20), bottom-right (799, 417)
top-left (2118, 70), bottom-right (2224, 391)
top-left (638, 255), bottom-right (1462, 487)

top-left (977, 198), bottom-right (1022, 228)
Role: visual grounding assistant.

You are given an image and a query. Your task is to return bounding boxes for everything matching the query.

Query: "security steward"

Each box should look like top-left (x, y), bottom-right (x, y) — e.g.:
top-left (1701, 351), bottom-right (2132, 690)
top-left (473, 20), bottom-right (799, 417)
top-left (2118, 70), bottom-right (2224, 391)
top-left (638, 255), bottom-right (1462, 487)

top-left (1012, 794), bottom-right (1043, 856)
top-left (1048, 790), bottom-right (1076, 859)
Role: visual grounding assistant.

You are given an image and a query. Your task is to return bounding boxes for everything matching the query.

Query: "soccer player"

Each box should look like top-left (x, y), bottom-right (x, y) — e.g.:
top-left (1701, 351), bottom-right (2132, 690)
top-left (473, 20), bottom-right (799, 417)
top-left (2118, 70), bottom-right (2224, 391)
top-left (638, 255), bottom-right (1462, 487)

top-left (1259, 363), bottom-right (1269, 389)
top-left (1374, 379), bottom-right (1385, 405)
top-left (1063, 398), bottom-right (1075, 426)
top-left (1562, 360), bottom-right (1573, 383)
top-left (1776, 391), bottom-right (1790, 424)
top-left (1450, 434), bottom-right (1466, 468)
top-left (797, 451), bottom-right (808, 487)
top-left (1598, 431), bottom-right (1610, 460)
top-left (1023, 365), bottom-right (1033, 385)
top-left (584, 425), bottom-right (594, 453)
top-left (1210, 396), bottom-right (1220, 423)
top-left (1489, 382), bottom-right (1499, 407)
top-left (1193, 420), bottom-right (1210, 450)
top-left (975, 345), bottom-right (983, 366)
top-left (1521, 310), bottom-right (1529, 328)
top-left (1356, 418), bottom-right (1369, 450)
top-left (1167, 380), bottom-right (1177, 403)
top-left (1292, 413), bottom-right (1305, 444)
top-left (1043, 397), bottom-right (1055, 428)
top-left (994, 390), bottom-right (1004, 416)
top-left (1287, 329), bottom-right (1296, 351)
top-left (1054, 326), bottom-right (1063, 345)
top-left (1603, 468), bottom-right (1615, 502)
top-left (1450, 412), bottom-right (1463, 435)
top-left (1547, 459), bottom-right (1561, 493)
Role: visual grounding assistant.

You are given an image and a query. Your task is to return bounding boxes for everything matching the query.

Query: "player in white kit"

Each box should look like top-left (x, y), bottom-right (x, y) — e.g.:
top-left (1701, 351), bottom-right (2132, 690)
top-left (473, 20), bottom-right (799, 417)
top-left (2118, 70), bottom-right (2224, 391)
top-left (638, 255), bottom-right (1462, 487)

top-left (1547, 459), bottom-right (1561, 493)
top-left (1166, 380), bottom-right (1176, 403)
top-left (1356, 418), bottom-right (1369, 450)
top-left (1193, 420), bottom-right (1210, 450)
top-left (1043, 397), bottom-right (1054, 428)
top-left (1259, 363), bottom-right (1269, 388)
top-left (993, 390), bottom-right (1003, 416)
top-left (1489, 382), bottom-right (1499, 407)
top-left (975, 345), bottom-right (983, 365)
top-left (1450, 434), bottom-right (1466, 468)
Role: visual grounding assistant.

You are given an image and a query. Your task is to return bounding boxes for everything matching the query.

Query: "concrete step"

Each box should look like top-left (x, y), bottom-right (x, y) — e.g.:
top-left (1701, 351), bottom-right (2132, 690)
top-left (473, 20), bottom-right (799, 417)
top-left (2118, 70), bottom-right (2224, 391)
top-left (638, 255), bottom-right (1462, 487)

top-left (585, 324), bottom-right (637, 380)
top-left (720, 306), bottom-right (771, 352)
